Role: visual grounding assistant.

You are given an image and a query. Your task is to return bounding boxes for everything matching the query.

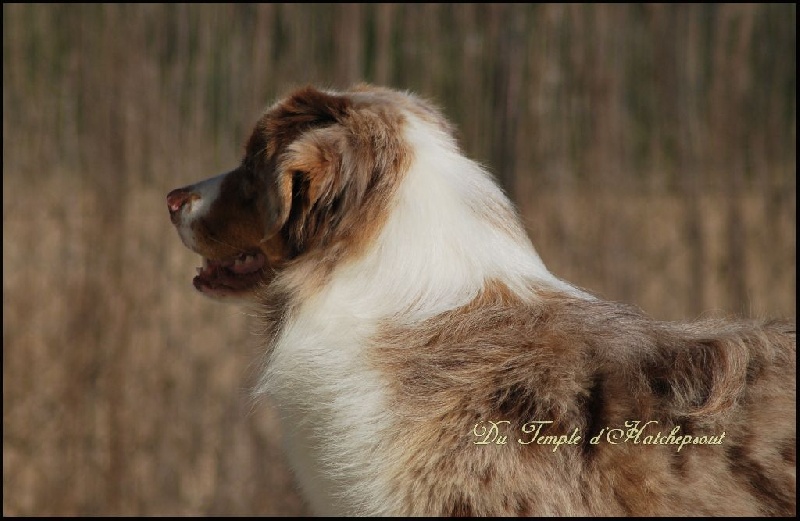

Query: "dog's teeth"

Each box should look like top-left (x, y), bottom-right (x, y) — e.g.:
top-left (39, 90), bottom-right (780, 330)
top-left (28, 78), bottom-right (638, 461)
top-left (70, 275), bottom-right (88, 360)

top-left (196, 267), bottom-right (203, 275)
top-left (234, 257), bottom-right (244, 266)
top-left (244, 255), bottom-right (254, 264)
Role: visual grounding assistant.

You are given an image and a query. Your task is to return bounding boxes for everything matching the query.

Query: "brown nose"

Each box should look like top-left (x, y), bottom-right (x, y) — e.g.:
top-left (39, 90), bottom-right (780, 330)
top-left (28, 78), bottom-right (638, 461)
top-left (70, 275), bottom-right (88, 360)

top-left (166, 188), bottom-right (198, 215)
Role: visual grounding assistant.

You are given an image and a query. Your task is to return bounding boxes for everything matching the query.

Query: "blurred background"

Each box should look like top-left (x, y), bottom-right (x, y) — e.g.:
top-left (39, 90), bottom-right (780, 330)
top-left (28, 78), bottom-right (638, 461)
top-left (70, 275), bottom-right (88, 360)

top-left (3, 3), bottom-right (795, 516)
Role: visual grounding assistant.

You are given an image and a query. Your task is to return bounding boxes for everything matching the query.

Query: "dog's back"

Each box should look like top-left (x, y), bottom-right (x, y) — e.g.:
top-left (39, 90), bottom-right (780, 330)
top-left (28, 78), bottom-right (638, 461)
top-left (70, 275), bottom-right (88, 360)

top-left (375, 288), bottom-right (795, 515)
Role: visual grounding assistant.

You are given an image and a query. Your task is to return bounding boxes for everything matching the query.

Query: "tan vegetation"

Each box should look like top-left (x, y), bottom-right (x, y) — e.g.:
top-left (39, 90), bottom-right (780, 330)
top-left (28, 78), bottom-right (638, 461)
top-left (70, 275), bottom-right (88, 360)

top-left (3, 4), bottom-right (795, 515)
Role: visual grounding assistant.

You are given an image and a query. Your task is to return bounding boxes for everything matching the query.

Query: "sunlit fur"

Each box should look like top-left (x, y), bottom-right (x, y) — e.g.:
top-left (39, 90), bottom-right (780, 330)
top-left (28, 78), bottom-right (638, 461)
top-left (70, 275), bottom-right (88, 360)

top-left (168, 84), bottom-right (796, 516)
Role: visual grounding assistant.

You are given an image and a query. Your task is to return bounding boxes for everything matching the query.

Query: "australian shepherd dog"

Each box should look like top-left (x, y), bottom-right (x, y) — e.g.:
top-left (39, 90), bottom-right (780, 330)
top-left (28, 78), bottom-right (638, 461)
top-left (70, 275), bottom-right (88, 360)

top-left (167, 84), bottom-right (795, 516)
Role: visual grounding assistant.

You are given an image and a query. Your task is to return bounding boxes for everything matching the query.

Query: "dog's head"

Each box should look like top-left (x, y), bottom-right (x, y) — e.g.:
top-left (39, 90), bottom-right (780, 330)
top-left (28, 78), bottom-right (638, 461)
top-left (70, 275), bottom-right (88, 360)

top-left (167, 84), bottom-right (429, 300)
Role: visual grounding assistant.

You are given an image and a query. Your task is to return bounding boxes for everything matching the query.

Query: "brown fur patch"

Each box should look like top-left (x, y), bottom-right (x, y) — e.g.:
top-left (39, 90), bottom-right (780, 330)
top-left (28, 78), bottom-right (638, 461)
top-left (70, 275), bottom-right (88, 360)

top-left (245, 86), bottom-right (413, 286)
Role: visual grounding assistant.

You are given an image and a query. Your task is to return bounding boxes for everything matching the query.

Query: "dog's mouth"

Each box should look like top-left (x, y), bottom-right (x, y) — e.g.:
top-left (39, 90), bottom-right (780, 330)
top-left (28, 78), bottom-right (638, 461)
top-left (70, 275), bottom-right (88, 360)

top-left (192, 251), bottom-right (267, 297)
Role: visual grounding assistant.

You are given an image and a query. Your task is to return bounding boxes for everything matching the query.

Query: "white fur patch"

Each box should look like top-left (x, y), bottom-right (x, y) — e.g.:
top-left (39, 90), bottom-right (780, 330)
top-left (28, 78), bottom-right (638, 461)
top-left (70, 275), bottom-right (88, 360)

top-left (173, 172), bottom-right (227, 251)
top-left (186, 172), bottom-right (225, 218)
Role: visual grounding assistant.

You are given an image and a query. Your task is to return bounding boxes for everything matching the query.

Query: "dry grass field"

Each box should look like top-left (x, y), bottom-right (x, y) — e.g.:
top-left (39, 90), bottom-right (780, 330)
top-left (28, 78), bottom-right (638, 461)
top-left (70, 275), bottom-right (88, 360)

top-left (3, 4), bottom-right (795, 515)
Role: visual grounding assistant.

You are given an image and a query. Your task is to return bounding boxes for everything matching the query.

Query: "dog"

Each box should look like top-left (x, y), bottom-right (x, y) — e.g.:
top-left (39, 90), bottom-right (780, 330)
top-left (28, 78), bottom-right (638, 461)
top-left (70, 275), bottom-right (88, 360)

top-left (167, 84), bottom-right (796, 516)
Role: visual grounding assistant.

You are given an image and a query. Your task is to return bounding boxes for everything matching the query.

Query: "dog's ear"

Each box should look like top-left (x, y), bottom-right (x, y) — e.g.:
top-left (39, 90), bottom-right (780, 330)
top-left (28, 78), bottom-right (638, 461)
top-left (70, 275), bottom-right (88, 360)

top-left (250, 87), bottom-right (354, 255)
